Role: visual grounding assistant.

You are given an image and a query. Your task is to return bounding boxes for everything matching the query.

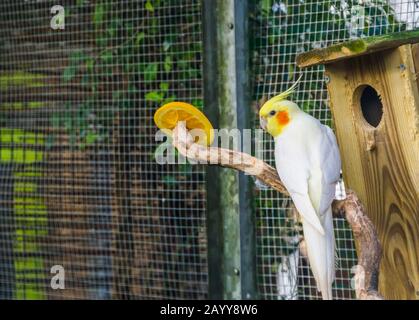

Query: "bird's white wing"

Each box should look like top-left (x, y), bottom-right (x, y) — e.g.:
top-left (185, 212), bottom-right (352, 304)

top-left (318, 125), bottom-right (341, 216)
top-left (290, 192), bottom-right (325, 235)
top-left (275, 136), bottom-right (325, 235)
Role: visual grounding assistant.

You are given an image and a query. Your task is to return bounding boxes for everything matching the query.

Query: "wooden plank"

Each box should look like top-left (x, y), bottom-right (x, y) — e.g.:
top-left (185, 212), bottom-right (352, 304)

top-left (324, 44), bottom-right (419, 299)
top-left (296, 30), bottom-right (419, 68)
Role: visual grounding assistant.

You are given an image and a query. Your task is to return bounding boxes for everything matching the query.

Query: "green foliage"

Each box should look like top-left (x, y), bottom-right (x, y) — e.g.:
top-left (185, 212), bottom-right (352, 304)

top-left (62, 65), bottom-right (76, 82)
top-left (145, 91), bottom-right (164, 102)
top-left (145, 1), bottom-right (154, 13)
top-left (144, 63), bottom-right (158, 82)
top-left (93, 3), bottom-right (105, 27)
top-left (135, 32), bottom-right (146, 45)
top-left (56, 0), bottom-right (202, 150)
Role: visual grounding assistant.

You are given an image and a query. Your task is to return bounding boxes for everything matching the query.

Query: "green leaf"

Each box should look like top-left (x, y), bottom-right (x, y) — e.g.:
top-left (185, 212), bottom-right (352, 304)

top-left (63, 65), bottom-right (76, 82)
top-left (188, 69), bottom-right (200, 78)
top-left (86, 131), bottom-right (98, 145)
top-left (159, 82), bottom-right (169, 92)
top-left (162, 175), bottom-right (177, 185)
top-left (136, 32), bottom-right (145, 45)
top-left (162, 95), bottom-right (176, 104)
top-left (93, 4), bottom-right (105, 26)
top-left (164, 55), bottom-right (172, 72)
top-left (144, 63), bottom-right (158, 82)
top-left (145, 1), bottom-right (154, 12)
top-left (261, 0), bottom-right (272, 14)
top-left (96, 34), bottom-right (107, 47)
top-left (51, 113), bottom-right (61, 128)
top-left (86, 58), bottom-right (95, 72)
top-left (163, 40), bottom-right (172, 51)
top-left (64, 8), bottom-right (71, 19)
top-left (145, 91), bottom-right (164, 102)
top-left (107, 19), bottom-right (120, 37)
top-left (100, 51), bottom-right (113, 64)
top-left (124, 22), bottom-right (134, 36)
top-left (69, 50), bottom-right (87, 64)
top-left (192, 99), bottom-right (203, 109)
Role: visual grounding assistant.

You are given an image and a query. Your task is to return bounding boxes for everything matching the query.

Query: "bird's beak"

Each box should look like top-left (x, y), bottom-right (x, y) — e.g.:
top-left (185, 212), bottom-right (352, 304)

top-left (260, 116), bottom-right (267, 131)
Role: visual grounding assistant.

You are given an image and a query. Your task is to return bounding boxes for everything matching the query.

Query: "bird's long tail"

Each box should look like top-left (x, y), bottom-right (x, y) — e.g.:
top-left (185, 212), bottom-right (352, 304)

top-left (302, 206), bottom-right (335, 300)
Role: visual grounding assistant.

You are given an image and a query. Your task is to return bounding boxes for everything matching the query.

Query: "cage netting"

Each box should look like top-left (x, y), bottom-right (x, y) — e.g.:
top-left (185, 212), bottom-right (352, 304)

top-left (252, 0), bottom-right (414, 300)
top-left (0, 0), bottom-right (207, 299)
top-left (0, 0), bottom-right (416, 300)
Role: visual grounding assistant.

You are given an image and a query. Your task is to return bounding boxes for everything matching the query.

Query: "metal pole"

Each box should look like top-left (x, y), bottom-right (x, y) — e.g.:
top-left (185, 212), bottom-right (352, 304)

top-left (202, 0), bottom-right (257, 300)
top-left (235, 0), bottom-right (258, 300)
top-left (202, 0), bottom-right (224, 299)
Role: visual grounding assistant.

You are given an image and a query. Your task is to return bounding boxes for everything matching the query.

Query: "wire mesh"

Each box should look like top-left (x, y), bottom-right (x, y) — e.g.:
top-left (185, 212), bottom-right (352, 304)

top-left (252, 0), bottom-right (415, 300)
top-left (0, 0), bottom-right (417, 301)
top-left (0, 0), bottom-right (207, 299)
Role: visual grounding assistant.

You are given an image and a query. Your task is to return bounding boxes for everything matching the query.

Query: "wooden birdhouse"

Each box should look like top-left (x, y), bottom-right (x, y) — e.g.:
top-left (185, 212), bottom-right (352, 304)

top-left (297, 30), bottom-right (419, 300)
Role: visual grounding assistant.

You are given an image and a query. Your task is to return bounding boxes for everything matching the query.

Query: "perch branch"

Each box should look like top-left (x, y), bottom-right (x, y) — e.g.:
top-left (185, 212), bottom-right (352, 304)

top-left (332, 193), bottom-right (383, 300)
top-left (171, 122), bottom-right (383, 300)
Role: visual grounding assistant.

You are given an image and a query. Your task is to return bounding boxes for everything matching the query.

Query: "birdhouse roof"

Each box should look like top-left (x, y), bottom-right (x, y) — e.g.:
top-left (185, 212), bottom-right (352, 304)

top-left (296, 30), bottom-right (419, 68)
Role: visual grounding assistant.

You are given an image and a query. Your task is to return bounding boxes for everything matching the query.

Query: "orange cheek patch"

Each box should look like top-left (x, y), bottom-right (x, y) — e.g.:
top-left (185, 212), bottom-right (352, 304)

top-left (276, 110), bottom-right (290, 126)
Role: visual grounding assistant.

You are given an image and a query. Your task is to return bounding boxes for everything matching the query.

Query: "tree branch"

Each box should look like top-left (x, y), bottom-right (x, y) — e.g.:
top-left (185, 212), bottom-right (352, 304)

top-left (171, 122), bottom-right (383, 300)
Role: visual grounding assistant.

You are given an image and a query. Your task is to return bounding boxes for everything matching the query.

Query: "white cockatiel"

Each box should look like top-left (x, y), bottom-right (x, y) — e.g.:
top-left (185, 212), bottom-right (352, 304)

top-left (259, 77), bottom-right (341, 300)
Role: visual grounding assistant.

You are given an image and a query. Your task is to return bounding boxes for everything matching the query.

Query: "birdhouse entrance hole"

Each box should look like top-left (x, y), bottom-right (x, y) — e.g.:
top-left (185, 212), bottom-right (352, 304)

top-left (358, 85), bottom-right (383, 127)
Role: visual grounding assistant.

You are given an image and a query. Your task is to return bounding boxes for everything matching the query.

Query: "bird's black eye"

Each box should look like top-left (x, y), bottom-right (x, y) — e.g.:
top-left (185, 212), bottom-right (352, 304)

top-left (269, 110), bottom-right (276, 116)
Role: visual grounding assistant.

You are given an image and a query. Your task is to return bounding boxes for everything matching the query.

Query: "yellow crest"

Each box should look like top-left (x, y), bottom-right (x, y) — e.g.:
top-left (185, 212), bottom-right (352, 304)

top-left (267, 74), bottom-right (303, 104)
top-left (259, 75), bottom-right (303, 118)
